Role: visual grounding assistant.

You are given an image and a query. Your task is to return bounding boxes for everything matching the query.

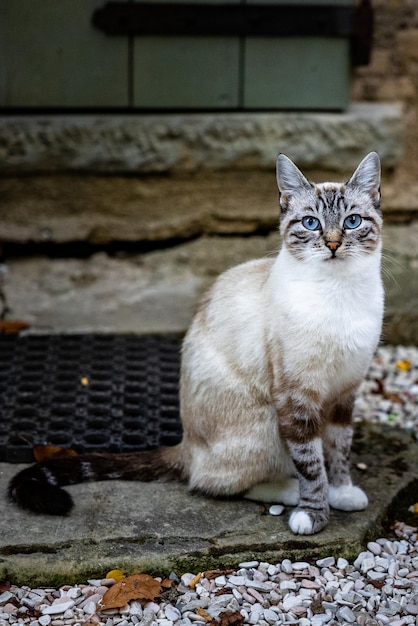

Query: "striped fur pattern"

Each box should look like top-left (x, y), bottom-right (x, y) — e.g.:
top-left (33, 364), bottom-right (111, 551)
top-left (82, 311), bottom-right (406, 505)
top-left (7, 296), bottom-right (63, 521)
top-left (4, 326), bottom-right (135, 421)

top-left (8, 153), bottom-right (384, 535)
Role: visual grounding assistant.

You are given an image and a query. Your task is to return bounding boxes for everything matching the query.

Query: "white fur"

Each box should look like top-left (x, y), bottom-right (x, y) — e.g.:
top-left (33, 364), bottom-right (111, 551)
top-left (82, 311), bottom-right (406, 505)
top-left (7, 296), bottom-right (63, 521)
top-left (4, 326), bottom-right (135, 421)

top-left (289, 510), bottom-right (314, 535)
top-left (245, 478), bottom-right (300, 506)
top-left (268, 245), bottom-right (384, 400)
top-left (328, 484), bottom-right (368, 511)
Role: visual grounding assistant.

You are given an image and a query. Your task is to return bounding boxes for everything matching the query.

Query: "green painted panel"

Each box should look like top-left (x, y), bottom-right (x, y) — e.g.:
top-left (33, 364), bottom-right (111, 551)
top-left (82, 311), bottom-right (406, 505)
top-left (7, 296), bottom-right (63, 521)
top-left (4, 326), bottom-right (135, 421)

top-left (133, 37), bottom-right (240, 108)
top-left (244, 38), bottom-right (351, 110)
top-left (0, 0), bottom-right (129, 107)
top-left (243, 0), bottom-right (353, 109)
top-left (133, 0), bottom-right (240, 109)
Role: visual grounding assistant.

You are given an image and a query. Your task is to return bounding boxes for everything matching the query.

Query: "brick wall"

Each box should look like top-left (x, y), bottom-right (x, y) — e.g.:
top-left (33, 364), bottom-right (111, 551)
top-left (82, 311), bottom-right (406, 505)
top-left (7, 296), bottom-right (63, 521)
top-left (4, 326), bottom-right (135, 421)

top-left (352, 0), bottom-right (418, 180)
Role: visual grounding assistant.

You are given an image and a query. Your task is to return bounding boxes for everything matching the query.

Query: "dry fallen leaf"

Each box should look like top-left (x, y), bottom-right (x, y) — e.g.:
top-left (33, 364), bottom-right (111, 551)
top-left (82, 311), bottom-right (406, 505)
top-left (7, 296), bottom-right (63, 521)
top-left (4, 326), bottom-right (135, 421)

top-left (203, 569), bottom-right (234, 580)
top-left (372, 378), bottom-right (403, 404)
top-left (100, 574), bottom-right (162, 610)
top-left (106, 569), bottom-right (125, 582)
top-left (212, 611), bottom-right (245, 626)
top-left (0, 320), bottom-right (30, 335)
top-left (33, 445), bottom-right (78, 462)
top-left (214, 587), bottom-right (234, 596)
top-left (189, 572), bottom-right (202, 589)
top-left (197, 606), bottom-right (213, 622)
top-left (161, 579), bottom-right (174, 589)
top-left (367, 579), bottom-right (385, 589)
top-left (396, 359), bottom-right (411, 372)
top-left (0, 580), bottom-right (11, 592)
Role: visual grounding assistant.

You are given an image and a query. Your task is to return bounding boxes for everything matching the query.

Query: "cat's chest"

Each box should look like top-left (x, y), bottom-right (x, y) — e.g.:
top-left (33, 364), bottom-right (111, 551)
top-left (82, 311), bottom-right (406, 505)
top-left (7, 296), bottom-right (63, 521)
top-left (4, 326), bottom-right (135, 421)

top-left (269, 271), bottom-right (383, 395)
top-left (281, 281), bottom-right (375, 337)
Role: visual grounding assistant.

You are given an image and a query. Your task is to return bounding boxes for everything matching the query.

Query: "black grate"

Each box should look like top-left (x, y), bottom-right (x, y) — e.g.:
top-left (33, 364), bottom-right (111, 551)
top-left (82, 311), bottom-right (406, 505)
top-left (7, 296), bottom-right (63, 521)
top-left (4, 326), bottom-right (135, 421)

top-left (0, 334), bottom-right (183, 463)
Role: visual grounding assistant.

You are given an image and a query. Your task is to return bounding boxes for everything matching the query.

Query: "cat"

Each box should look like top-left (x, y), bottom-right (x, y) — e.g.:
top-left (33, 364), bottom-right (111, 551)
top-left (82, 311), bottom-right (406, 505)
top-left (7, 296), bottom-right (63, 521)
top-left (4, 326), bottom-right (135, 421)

top-left (8, 152), bottom-right (384, 535)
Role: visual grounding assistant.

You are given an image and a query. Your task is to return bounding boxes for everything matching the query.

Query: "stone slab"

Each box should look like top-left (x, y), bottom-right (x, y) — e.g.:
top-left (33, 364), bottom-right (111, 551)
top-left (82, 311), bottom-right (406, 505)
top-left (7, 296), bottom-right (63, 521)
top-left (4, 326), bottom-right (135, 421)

top-left (0, 422), bottom-right (416, 587)
top-left (0, 104), bottom-right (403, 174)
top-left (3, 225), bottom-right (418, 344)
top-left (1, 174), bottom-right (417, 250)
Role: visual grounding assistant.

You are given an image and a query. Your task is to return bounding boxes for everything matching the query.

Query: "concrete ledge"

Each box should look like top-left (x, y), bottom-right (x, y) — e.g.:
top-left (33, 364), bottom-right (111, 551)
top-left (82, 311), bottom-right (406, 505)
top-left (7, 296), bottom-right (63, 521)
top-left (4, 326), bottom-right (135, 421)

top-left (0, 104), bottom-right (403, 174)
top-left (0, 422), bottom-right (416, 587)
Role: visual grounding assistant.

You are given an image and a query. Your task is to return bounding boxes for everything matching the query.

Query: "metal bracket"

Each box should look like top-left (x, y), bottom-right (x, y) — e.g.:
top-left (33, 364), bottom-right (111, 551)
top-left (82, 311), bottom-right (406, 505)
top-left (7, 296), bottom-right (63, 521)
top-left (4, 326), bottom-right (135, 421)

top-left (92, 0), bottom-right (373, 66)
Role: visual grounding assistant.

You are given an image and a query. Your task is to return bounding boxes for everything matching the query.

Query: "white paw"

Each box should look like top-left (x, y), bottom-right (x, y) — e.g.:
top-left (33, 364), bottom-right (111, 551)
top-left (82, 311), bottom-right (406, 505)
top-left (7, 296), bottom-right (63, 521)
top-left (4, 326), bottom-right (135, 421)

top-left (289, 510), bottom-right (313, 535)
top-left (245, 478), bottom-right (299, 506)
top-left (328, 484), bottom-right (368, 511)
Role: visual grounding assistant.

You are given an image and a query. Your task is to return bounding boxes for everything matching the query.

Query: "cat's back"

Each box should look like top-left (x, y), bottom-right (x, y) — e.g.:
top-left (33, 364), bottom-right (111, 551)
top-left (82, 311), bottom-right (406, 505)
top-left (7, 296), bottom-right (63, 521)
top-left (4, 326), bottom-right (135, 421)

top-left (191, 256), bottom-right (274, 333)
top-left (182, 257), bottom-right (274, 376)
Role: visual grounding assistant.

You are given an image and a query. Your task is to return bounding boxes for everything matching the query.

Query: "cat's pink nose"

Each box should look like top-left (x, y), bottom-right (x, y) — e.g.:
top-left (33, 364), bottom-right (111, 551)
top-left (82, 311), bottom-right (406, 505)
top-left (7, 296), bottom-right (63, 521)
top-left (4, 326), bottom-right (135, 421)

top-left (326, 241), bottom-right (341, 251)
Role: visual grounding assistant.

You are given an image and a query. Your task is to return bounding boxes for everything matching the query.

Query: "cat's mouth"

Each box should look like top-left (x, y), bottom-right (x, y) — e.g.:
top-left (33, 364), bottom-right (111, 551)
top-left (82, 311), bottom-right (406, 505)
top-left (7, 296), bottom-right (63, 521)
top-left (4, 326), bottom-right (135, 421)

top-left (325, 253), bottom-right (342, 262)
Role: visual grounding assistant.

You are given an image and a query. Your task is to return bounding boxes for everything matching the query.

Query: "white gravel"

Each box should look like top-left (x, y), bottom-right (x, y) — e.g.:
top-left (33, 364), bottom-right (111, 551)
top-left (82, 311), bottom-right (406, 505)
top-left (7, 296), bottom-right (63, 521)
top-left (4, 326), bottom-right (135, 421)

top-left (2, 346), bottom-right (418, 626)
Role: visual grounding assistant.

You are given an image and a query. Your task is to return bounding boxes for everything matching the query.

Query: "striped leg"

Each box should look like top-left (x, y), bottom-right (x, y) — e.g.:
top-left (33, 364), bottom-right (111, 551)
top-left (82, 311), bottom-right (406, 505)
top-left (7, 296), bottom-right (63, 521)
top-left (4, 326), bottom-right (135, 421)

top-left (287, 437), bottom-right (330, 534)
top-left (278, 397), bottom-right (329, 535)
top-left (324, 398), bottom-right (368, 512)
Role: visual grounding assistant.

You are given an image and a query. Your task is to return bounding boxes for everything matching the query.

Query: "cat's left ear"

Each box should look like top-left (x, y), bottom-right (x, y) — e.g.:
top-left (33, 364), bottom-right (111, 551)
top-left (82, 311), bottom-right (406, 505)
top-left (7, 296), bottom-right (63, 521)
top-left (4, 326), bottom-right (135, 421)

top-left (346, 152), bottom-right (381, 199)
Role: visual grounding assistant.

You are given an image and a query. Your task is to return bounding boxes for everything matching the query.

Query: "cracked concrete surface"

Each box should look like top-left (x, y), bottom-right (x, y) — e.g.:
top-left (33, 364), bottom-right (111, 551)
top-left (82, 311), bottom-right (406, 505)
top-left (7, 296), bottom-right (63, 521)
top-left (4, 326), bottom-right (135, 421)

top-left (1, 423), bottom-right (417, 587)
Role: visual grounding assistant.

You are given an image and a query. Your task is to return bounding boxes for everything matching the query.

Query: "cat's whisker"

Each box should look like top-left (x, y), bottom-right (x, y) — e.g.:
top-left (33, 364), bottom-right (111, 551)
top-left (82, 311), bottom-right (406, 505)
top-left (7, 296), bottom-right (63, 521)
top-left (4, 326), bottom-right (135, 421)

top-left (381, 251), bottom-right (405, 287)
top-left (381, 248), bottom-right (406, 270)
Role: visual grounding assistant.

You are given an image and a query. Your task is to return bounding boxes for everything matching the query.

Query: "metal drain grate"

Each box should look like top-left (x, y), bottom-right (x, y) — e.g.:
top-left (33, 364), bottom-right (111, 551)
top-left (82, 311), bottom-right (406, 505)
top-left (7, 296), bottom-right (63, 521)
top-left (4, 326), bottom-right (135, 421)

top-left (0, 334), bottom-right (183, 463)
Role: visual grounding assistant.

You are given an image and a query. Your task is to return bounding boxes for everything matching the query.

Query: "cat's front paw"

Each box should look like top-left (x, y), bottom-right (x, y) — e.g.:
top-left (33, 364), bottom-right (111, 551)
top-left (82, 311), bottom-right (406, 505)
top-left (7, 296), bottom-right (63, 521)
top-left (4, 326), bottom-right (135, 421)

top-left (328, 484), bottom-right (368, 511)
top-left (288, 508), bottom-right (329, 535)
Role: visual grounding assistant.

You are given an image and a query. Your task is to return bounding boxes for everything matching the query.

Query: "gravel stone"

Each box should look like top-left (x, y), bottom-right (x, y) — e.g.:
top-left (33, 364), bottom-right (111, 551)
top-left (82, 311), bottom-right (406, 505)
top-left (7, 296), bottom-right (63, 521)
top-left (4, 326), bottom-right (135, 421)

top-left (238, 561), bottom-right (259, 569)
top-left (269, 504), bottom-right (284, 516)
top-left (316, 557), bottom-right (335, 568)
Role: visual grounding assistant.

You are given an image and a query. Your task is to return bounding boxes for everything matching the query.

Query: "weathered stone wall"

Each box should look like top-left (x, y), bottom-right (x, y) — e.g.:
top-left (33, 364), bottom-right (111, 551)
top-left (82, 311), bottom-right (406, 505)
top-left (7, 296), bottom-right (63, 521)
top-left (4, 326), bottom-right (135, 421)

top-left (0, 106), bottom-right (403, 176)
top-left (352, 0), bottom-right (418, 181)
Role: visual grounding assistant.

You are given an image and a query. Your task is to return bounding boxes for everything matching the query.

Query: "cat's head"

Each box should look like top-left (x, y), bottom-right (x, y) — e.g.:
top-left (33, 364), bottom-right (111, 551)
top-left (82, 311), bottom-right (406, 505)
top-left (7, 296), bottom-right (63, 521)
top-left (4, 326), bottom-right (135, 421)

top-left (276, 152), bottom-right (382, 264)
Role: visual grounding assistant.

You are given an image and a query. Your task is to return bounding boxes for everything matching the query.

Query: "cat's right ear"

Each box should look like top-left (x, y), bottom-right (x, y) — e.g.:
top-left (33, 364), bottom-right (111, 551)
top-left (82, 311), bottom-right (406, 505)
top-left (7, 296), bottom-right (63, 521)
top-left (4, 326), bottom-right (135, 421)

top-left (276, 154), bottom-right (313, 211)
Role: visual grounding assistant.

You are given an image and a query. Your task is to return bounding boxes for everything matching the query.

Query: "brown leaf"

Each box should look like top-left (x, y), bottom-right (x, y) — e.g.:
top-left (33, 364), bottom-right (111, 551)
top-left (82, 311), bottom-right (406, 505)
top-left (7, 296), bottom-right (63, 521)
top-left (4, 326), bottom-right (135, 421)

top-left (214, 587), bottom-right (234, 596)
top-left (0, 580), bottom-right (11, 592)
top-left (214, 611), bottom-right (245, 626)
top-left (161, 579), bottom-right (174, 589)
top-left (203, 569), bottom-right (234, 580)
top-left (100, 574), bottom-right (162, 610)
top-left (197, 606), bottom-right (213, 622)
top-left (0, 320), bottom-right (30, 335)
top-left (371, 378), bottom-right (385, 395)
top-left (33, 445), bottom-right (78, 462)
top-left (371, 378), bottom-right (403, 404)
top-left (367, 579), bottom-right (385, 589)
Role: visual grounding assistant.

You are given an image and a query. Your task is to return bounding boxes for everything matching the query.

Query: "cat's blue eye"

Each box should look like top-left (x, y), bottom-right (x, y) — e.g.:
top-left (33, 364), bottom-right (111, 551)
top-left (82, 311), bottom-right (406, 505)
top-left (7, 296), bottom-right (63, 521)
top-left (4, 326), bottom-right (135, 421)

top-left (302, 216), bottom-right (321, 231)
top-left (344, 214), bottom-right (362, 229)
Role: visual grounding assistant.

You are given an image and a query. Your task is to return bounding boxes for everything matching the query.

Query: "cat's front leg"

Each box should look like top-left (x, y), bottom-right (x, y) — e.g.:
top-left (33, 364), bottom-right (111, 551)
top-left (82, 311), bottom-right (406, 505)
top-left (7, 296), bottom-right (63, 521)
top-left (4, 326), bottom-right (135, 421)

top-left (285, 437), bottom-right (330, 534)
top-left (324, 400), bottom-right (368, 512)
top-left (276, 397), bottom-right (328, 534)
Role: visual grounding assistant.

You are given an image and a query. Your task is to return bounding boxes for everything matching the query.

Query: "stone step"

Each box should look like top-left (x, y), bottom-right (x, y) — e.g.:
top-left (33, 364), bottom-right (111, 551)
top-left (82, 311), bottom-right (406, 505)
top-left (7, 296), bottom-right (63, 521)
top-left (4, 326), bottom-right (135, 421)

top-left (3, 226), bottom-right (418, 344)
top-left (2, 173), bottom-right (417, 249)
top-left (0, 103), bottom-right (403, 174)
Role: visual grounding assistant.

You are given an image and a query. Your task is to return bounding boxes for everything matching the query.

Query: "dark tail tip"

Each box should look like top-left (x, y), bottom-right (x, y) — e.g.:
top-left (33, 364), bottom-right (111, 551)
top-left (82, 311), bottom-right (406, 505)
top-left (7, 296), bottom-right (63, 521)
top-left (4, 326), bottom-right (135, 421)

top-left (8, 467), bottom-right (74, 515)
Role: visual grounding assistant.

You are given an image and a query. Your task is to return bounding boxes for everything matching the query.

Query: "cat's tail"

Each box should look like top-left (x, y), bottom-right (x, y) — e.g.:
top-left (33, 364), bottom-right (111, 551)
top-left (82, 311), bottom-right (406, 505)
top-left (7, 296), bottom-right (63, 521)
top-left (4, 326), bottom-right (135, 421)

top-left (8, 445), bottom-right (185, 515)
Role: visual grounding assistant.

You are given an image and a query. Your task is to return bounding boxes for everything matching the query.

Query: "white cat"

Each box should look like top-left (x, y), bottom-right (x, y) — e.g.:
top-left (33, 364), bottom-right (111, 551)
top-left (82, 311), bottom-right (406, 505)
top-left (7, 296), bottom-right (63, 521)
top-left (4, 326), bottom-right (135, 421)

top-left (9, 153), bottom-right (384, 535)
